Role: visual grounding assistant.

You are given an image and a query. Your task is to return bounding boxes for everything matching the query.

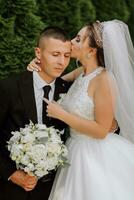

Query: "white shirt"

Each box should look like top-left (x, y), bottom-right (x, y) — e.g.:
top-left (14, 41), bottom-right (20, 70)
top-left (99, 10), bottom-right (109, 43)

top-left (33, 71), bottom-right (55, 124)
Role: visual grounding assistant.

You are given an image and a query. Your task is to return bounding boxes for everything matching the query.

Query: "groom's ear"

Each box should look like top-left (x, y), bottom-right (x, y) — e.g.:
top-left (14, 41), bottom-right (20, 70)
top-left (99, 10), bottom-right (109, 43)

top-left (35, 47), bottom-right (41, 59)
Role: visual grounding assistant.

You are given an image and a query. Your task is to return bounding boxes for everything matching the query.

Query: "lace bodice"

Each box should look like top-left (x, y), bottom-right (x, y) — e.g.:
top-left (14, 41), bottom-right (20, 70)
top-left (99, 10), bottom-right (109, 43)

top-left (61, 67), bottom-right (104, 121)
top-left (60, 67), bottom-right (104, 137)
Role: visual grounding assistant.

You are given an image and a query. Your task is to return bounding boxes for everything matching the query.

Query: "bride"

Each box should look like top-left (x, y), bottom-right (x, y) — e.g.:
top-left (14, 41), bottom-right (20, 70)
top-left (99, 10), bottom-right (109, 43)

top-left (28, 20), bottom-right (134, 199)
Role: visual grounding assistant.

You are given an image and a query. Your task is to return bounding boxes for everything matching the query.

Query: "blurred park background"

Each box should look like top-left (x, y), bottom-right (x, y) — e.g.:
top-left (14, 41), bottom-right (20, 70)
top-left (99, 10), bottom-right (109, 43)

top-left (0, 0), bottom-right (134, 79)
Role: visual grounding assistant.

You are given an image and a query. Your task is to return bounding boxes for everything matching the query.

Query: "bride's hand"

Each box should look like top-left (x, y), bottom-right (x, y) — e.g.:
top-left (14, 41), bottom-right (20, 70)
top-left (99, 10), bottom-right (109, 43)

top-left (44, 98), bottom-right (66, 120)
top-left (27, 58), bottom-right (41, 72)
top-left (109, 119), bottom-right (118, 133)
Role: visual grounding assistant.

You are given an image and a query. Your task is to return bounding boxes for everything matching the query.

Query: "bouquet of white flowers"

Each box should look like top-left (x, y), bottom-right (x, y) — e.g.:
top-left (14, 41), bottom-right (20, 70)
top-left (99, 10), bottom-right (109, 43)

top-left (7, 121), bottom-right (68, 178)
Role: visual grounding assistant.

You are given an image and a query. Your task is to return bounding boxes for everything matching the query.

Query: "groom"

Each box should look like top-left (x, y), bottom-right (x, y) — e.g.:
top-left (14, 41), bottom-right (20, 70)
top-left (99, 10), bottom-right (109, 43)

top-left (0, 27), bottom-right (71, 200)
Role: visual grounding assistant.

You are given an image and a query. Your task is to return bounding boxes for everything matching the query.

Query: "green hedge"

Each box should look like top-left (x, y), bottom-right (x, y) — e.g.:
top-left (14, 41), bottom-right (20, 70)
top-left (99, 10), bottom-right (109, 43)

top-left (0, 0), bottom-right (133, 79)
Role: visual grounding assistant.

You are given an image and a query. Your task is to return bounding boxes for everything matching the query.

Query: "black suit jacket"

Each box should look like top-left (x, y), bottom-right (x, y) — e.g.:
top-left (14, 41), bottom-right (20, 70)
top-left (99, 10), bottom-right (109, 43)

top-left (0, 71), bottom-right (71, 200)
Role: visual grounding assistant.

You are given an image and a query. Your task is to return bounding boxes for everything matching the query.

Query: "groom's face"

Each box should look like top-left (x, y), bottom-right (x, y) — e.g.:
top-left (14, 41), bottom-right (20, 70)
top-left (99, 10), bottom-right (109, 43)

top-left (35, 38), bottom-right (71, 82)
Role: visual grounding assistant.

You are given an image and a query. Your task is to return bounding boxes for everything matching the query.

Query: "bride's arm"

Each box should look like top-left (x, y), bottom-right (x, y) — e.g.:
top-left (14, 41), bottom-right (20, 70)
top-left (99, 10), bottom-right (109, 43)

top-left (45, 72), bottom-right (114, 139)
top-left (62, 67), bottom-right (83, 82)
top-left (27, 58), bottom-right (83, 82)
top-left (27, 58), bottom-right (41, 72)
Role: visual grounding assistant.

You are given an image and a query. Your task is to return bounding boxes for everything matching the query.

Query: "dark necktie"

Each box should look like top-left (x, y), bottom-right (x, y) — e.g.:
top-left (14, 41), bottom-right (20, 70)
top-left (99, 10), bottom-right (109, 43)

top-left (42, 85), bottom-right (51, 126)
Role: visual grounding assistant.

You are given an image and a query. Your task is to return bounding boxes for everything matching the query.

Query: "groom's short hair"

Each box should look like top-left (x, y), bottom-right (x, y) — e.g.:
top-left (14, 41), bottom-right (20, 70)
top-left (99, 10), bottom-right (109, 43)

top-left (37, 26), bottom-right (70, 47)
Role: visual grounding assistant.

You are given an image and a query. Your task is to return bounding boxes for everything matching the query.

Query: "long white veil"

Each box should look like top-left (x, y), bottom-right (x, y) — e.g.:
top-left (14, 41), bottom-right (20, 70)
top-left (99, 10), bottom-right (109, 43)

top-left (102, 20), bottom-right (134, 142)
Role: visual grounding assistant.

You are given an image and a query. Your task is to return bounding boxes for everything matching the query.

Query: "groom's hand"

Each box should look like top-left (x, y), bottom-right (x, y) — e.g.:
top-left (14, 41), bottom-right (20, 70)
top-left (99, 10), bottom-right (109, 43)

top-left (9, 170), bottom-right (38, 191)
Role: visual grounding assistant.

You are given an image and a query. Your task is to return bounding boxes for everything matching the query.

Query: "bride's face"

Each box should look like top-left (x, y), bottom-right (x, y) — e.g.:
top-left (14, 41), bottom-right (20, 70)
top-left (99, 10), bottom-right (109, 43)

top-left (71, 27), bottom-right (90, 60)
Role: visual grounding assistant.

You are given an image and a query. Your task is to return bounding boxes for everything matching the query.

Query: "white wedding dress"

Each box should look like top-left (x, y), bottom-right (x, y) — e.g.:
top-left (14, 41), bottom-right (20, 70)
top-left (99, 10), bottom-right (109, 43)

top-left (49, 67), bottom-right (134, 200)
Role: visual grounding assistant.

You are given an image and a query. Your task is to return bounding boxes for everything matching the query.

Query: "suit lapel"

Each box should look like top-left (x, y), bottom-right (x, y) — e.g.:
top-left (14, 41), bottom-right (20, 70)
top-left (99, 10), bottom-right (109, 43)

top-left (19, 75), bottom-right (68, 126)
top-left (20, 72), bottom-right (37, 123)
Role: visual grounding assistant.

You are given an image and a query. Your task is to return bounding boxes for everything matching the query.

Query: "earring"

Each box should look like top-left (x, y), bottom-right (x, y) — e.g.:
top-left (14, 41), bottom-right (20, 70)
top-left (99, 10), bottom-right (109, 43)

top-left (86, 53), bottom-right (92, 59)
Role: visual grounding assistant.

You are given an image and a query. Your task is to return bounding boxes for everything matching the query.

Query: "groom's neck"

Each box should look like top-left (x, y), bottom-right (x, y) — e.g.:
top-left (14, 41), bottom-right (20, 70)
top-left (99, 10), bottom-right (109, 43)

top-left (38, 71), bottom-right (56, 84)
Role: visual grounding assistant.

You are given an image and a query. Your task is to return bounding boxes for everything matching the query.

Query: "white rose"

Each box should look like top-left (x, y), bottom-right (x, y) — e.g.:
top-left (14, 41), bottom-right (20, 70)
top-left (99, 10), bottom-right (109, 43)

top-left (47, 157), bottom-right (58, 170)
top-left (10, 144), bottom-right (23, 156)
top-left (20, 127), bottom-right (31, 136)
top-left (46, 143), bottom-right (61, 155)
top-left (36, 160), bottom-right (47, 170)
top-left (10, 131), bottom-right (21, 142)
top-left (35, 130), bottom-right (48, 138)
top-left (29, 144), bottom-right (47, 162)
top-left (20, 155), bottom-right (30, 165)
top-left (21, 134), bottom-right (35, 143)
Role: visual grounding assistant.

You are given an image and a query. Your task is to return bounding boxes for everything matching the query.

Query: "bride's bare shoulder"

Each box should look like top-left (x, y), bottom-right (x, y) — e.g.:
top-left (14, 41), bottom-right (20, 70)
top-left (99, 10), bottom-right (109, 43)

top-left (98, 69), bottom-right (110, 83)
top-left (93, 69), bottom-right (113, 94)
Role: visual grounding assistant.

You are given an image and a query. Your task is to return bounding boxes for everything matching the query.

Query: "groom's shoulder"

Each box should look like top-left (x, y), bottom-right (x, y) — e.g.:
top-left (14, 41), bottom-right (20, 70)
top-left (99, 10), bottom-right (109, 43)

top-left (0, 71), bottom-right (32, 90)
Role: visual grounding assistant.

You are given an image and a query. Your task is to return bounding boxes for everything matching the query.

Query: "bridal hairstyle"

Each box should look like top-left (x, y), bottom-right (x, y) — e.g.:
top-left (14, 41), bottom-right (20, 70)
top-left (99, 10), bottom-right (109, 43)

top-left (86, 21), bottom-right (105, 67)
top-left (76, 21), bottom-right (105, 68)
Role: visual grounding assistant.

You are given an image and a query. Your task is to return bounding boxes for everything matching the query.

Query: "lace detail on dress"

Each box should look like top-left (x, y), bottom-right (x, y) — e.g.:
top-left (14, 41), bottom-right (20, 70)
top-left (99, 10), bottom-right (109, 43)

top-left (61, 67), bottom-right (104, 122)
